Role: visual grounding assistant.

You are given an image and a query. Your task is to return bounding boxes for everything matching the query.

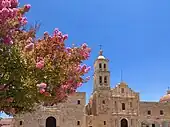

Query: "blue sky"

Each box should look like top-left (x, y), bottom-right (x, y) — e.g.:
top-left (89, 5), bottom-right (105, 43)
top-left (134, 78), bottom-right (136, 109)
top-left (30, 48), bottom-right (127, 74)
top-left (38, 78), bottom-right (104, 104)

top-left (1, 0), bottom-right (170, 117)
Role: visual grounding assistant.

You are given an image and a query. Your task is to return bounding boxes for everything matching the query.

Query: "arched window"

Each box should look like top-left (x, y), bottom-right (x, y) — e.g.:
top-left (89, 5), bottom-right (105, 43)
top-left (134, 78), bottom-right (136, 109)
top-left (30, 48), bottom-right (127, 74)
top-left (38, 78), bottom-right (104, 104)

top-left (77, 100), bottom-right (81, 105)
top-left (104, 76), bottom-right (107, 83)
top-left (122, 103), bottom-right (125, 110)
top-left (104, 64), bottom-right (106, 69)
top-left (77, 121), bottom-right (80, 125)
top-left (46, 116), bottom-right (56, 127)
top-left (99, 76), bottom-right (102, 84)
top-left (104, 121), bottom-right (106, 125)
top-left (99, 63), bottom-right (102, 69)
top-left (19, 121), bottom-right (22, 125)
top-left (121, 118), bottom-right (128, 127)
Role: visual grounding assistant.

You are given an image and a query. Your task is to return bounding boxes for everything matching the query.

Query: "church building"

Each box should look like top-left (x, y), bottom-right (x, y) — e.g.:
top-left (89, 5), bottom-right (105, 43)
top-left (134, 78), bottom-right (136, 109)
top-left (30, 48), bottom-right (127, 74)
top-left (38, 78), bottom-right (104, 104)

top-left (14, 49), bottom-right (170, 127)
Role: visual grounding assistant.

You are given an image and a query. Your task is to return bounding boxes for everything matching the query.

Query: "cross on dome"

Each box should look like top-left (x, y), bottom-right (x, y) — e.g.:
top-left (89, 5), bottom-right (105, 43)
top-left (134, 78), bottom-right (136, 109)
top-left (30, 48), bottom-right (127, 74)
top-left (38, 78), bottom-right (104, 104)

top-left (99, 44), bottom-right (103, 56)
top-left (97, 44), bottom-right (105, 59)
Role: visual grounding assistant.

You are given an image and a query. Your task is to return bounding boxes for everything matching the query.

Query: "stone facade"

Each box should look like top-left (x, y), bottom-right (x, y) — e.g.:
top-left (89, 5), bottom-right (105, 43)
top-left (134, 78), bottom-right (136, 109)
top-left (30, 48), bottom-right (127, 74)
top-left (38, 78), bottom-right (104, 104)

top-left (14, 50), bottom-right (170, 127)
top-left (0, 118), bottom-right (15, 127)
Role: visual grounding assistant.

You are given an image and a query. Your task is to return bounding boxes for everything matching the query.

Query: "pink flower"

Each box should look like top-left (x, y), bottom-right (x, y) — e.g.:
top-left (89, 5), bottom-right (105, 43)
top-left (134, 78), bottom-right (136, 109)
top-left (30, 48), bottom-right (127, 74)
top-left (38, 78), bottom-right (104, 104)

top-left (3, 36), bottom-right (13, 45)
top-left (53, 28), bottom-right (59, 36)
top-left (85, 66), bottom-right (91, 73)
top-left (81, 43), bottom-right (88, 49)
top-left (66, 47), bottom-right (71, 52)
top-left (24, 4), bottom-right (31, 12)
top-left (2, 0), bottom-right (10, 8)
top-left (11, 0), bottom-right (18, 8)
top-left (24, 43), bottom-right (34, 51)
top-left (36, 60), bottom-right (44, 69)
top-left (21, 17), bottom-right (27, 25)
top-left (44, 92), bottom-right (51, 96)
top-left (63, 34), bottom-right (68, 40)
top-left (2, 8), bottom-right (9, 18)
top-left (61, 85), bottom-right (69, 90)
top-left (40, 88), bottom-right (45, 94)
top-left (81, 64), bottom-right (87, 72)
top-left (85, 76), bottom-right (90, 80)
top-left (37, 83), bottom-right (47, 89)
top-left (77, 82), bottom-right (82, 87)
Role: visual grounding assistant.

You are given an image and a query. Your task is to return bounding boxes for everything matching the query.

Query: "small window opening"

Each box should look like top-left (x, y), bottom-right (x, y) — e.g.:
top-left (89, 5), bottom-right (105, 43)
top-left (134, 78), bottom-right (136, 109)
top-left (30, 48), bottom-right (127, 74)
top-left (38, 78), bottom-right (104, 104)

top-left (147, 110), bottom-right (151, 115)
top-left (122, 103), bottom-right (125, 110)
top-left (104, 121), bottom-right (106, 125)
top-left (77, 121), bottom-right (80, 125)
top-left (20, 121), bottom-right (22, 125)
top-left (77, 100), bottom-right (80, 105)
top-left (99, 76), bottom-right (102, 84)
top-left (104, 64), bottom-right (106, 69)
top-left (160, 110), bottom-right (163, 115)
top-left (104, 76), bottom-right (107, 83)
top-left (102, 100), bottom-right (105, 104)
top-left (99, 63), bottom-right (102, 69)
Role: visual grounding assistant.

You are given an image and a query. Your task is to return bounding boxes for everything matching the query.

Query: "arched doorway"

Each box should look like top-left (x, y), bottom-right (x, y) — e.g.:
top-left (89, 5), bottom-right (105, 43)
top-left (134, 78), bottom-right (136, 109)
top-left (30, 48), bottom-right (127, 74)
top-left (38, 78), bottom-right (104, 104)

top-left (121, 118), bottom-right (128, 127)
top-left (46, 116), bottom-right (56, 127)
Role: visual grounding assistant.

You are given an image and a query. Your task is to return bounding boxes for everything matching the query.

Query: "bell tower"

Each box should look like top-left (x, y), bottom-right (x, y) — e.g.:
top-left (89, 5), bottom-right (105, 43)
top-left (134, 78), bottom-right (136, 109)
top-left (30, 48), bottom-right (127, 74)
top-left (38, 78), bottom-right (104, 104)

top-left (93, 48), bottom-right (110, 91)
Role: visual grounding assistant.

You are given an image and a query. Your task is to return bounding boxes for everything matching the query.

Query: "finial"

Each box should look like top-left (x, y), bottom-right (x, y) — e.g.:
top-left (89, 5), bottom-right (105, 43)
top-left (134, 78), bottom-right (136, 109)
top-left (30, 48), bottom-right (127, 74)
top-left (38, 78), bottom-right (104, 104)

top-left (99, 44), bottom-right (103, 56)
top-left (120, 70), bottom-right (123, 82)
top-left (167, 86), bottom-right (170, 94)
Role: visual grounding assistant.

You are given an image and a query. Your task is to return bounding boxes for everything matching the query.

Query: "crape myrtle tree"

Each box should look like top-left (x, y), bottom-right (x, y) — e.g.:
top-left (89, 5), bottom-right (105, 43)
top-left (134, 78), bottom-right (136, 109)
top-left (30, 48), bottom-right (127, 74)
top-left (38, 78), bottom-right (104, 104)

top-left (0, 0), bottom-right (91, 115)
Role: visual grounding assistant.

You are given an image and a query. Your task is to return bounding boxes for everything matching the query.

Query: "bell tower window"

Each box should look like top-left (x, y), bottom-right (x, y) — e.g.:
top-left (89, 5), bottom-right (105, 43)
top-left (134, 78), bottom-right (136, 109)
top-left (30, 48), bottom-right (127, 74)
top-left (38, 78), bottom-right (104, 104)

top-left (99, 63), bottom-right (102, 69)
top-left (104, 64), bottom-right (106, 69)
top-left (99, 76), bottom-right (102, 84)
top-left (104, 76), bottom-right (107, 83)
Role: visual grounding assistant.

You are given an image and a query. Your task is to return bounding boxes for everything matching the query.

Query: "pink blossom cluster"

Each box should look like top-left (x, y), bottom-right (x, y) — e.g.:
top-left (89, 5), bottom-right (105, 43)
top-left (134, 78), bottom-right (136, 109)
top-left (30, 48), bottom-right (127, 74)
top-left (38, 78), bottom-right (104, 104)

top-left (76, 64), bottom-right (91, 74)
top-left (80, 43), bottom-right (91, 59)
top-left (33, 29), bottom-right (91, 102)
top-left (0, 0), bottom-right (31, 44)
top-left (24, 37), bottom-right (34, 51)
top-left (36, 57), bottom-right (44, 69)
top-left (0, 0), bottom-right (17, 21)
top-left (53, 28), bottom-right (68, 42)
top-left (0, 0), bottom-right (31, 22)
top-left (37, 82), bottom-right (47, 94)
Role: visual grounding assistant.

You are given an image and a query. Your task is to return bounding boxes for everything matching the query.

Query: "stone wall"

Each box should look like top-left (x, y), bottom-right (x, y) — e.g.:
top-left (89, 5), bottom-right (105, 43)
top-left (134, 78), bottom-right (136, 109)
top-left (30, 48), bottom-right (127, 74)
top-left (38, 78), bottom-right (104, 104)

top-left (14, 92), bottom-right (86, 127)
top-left (139, 101), bottom-right (170, 126)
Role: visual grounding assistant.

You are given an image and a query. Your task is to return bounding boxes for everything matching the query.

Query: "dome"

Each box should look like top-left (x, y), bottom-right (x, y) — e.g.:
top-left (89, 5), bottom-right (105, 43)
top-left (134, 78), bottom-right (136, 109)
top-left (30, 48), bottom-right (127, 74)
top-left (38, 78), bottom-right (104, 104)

top-left (97, 49), bottom-right (106, 60)
top-left (98, 55), bottom-right (105, 59)
top-left (159, 90), bottom-right (170, 102)
top-left (117, 81), bottom-right (128, 87)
